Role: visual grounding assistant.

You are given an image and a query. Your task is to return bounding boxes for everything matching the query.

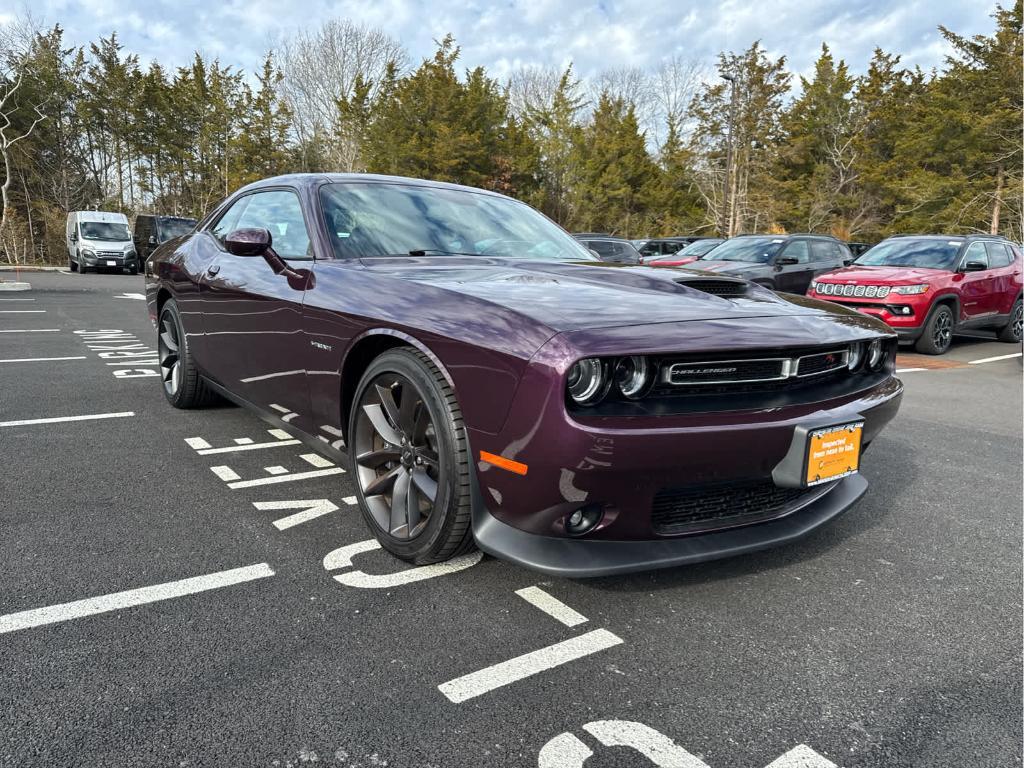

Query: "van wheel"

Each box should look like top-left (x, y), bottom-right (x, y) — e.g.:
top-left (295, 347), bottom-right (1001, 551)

top-left (998, 298), bottom-right (1022, 343)
top-left (69, 258), bottom-right (78, 273)
top-left (915, 303), bottom-right (954, 355)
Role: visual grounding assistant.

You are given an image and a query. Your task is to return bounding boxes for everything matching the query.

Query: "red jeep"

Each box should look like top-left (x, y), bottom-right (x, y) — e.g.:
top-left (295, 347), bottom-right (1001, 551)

top-left (808, 235), bottom-right (1022, 354)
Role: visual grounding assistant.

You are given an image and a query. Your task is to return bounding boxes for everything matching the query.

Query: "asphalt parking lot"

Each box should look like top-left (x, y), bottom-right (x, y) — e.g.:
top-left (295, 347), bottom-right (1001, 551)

top-left (1, 271), bottom-right (1021, 768)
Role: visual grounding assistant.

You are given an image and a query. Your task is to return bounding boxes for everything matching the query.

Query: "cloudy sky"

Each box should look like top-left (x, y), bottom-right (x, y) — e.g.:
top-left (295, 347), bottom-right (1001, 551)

top-left (1, 0), bottom-right (1001, 83)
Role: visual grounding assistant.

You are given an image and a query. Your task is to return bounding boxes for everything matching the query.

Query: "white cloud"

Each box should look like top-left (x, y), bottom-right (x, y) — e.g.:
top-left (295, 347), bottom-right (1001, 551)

top-left (19, 0), bottom-right (1001, 86)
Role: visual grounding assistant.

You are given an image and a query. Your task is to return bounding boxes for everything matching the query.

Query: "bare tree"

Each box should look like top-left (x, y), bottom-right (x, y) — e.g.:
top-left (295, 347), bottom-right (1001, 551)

top-left (277, 19), bottom-right (406, 172)
top-left (0, 15), bottom-right (48, 263)
top-left (653, 55), bottom-right (705, 142)
top-left (506, 64), bottom-right (567, 120)
top-left (589, 66), bottom-right (656, 135)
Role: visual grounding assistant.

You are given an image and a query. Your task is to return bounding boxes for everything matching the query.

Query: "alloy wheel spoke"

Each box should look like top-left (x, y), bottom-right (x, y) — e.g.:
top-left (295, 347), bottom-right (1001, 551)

top-left (389, 471), bottom-right (411, 535)
top-left (406, 475), bottom-right (421, 532)
top-left (364, 465), bottom-right (402, 497)
top-left (362, 403), bottom-right (403, 446)
top-left (411, 467), bottom-right (438, 503)
top-left (159, 329), bottom-right (178, 353)
top-left (375, 384), bottom-right (402, 433)
top-left (356, 447), bottom-right (402, 469)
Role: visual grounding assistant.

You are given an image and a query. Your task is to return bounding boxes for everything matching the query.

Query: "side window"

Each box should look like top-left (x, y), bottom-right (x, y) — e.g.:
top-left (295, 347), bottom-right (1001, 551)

top-left (810, 240), bottom-right (833, 262)
top-left (986, 242), bottom-right (1012, 268)
top-left (209, 197), bottom-right (249, 245)
top-left (589, 241), bottom-right (614, 257)
top-left (961, 241), bottom-right (989, 270)
top-left (782, 240), bottom-right (811, 264)
top-left (233, 190), bottom-right (312, 260)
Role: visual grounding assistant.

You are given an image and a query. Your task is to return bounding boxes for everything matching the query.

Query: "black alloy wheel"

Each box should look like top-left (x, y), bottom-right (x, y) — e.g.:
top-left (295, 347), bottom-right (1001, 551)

top-left (915, 303), bottom-right (954, 355)
top-left (349, 348), bottom-right (474, 564)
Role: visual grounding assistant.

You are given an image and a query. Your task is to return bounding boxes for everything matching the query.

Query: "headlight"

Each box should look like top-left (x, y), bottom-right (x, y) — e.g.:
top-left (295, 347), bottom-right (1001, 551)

top-left (847, 342), bottom-right (865, 371)
top-left (890, 284), bottom-right (928, 295)
top-left (614, 356), bottom-right (651, 399)
top-left (82, 249), bottom-right (95, 258)
top-left (810, 281), bottom-right (819, 292)
top-left (867, 339), bottom-right (885, 370)
top-left (567, 358), bottom-right (609, 405)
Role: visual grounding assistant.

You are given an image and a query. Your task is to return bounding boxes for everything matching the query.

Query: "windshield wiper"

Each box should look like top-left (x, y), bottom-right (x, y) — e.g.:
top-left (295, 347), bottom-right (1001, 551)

top-left (407, 248), bottom-right (482, 257)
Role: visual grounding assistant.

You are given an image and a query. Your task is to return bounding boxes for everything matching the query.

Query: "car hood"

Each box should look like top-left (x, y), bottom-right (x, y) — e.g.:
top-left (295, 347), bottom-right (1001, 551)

top-left (79, 238), bottom-right (134, 253)
top-left (816, 265), bottom-right (950, 283)
top-left (351, 256), bottom-right (849, 332)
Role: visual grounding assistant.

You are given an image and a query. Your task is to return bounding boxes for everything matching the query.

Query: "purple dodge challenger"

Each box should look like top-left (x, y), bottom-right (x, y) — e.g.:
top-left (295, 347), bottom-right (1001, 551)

top-left (145, 174), bottom-right (903, 577)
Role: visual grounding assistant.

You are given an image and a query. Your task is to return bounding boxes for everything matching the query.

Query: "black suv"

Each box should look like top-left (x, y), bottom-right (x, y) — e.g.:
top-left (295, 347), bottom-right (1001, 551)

top-left (689, 233), bottom-right (852, 294)
top-left (133, 215), bottom-right (198, 264)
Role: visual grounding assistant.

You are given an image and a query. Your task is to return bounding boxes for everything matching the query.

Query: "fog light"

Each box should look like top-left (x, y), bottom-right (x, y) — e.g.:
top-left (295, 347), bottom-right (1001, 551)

top-left (565, 504), bottom-right (603, 536)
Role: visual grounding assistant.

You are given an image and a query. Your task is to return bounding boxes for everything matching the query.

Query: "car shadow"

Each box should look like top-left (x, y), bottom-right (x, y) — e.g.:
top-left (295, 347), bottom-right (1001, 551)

top-left (570, 432), bottom-right (921, 593)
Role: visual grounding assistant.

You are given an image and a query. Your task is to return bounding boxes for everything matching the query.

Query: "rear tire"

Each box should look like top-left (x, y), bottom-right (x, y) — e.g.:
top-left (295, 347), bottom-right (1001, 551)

top-left (69, 257), bottom-right (78, 272)
top-left (997, 298), bottom-right (1022, 343)
top-left (157, 299), bottom-right (218, 408)
top-left (348, 347), bottom-right (475, 565)
top-left (914, 303), bottom-right (954, 355)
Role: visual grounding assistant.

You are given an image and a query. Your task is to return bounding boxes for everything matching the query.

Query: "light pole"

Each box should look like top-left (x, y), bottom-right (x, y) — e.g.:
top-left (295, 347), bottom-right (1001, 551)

top-left (720, 73), bottom-right (738, 238)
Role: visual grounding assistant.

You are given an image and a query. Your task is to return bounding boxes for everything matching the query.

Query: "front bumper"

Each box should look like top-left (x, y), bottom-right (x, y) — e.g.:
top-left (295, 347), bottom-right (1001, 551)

top-left (807, 292), bottom-right (927, 341)
top-left (473, 472), bottom-right (868, 577)
top-left (84, 253), bottom-right (140, 270)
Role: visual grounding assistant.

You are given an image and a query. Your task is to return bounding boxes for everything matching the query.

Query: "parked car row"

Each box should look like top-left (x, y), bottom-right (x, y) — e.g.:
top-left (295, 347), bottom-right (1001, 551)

top-left (573, 230), bottom-right (1021, 355)
top-left (65, 210), bottom-right (197, 274)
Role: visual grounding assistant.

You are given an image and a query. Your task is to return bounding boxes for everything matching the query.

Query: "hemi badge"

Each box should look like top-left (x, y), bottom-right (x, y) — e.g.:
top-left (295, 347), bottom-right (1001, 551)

top-left (480, 450), bottom-right (528, 476)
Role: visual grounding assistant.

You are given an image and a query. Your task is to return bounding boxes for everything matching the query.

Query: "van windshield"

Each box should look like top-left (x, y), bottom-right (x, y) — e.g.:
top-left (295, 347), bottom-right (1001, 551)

top-left (80, 222), bottom-right (131, 241)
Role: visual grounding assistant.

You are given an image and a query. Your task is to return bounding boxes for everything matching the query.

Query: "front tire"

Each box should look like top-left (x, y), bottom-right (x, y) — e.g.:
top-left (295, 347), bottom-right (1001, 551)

top-left (69, 257), bottom-right (78, 272)
top-left (997, 298), bottom-right (1022, 343)
top-left (914, 303), bottom-right (954, 355)
top-left (348, 348), bottom-right (474, 565)
top-left (158, 299), bottom-right (218, 408)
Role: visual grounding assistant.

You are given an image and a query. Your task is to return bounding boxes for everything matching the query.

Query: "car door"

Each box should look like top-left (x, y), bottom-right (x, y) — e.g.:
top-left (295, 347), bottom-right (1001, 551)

top-left (773, 239), bottom-right (814, 293)
top-left (985, 241), bottom-right (1019, 316)
top-left (200, 188), bottom-right (314, 428)
top-left (957, 241), bottom-right (997, 319)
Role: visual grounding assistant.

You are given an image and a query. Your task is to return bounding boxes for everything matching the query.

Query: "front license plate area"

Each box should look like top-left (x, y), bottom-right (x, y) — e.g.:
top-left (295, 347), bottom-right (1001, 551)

top-left (106, 260), bottom-right (117, 266)
top-left (805, 422), bottom-right (863, 486)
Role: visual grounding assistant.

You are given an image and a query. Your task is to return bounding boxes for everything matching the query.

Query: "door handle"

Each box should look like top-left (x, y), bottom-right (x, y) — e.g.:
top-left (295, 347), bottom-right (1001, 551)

top-left (207, 264), bottom-right (221, 277)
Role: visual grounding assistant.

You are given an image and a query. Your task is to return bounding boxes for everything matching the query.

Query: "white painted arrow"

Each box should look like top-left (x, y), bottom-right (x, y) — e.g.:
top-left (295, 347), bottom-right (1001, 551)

top-left (252, 499), bottom-right (340, 530)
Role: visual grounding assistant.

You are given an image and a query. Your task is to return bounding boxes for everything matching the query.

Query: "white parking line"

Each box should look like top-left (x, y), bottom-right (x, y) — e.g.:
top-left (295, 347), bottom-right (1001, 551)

top-left (264, 465), bottom-right (289, 475)
top-left (968, 352), bottom-right (1023, 365)
top-left (226, 467), bottom-right (344, 489)
top-left (253, 499), bottom-right (340, 530)
top-left (185, 437), bottom-right (212, 450)
top-left (0, 297), bottom-right (34, 301)
top-left (438, 628), bottom-right (624, 703)
top-left (210, 465), bottom-right (242, 482)
top-left (196, 438), bottom-right (301, 455)
top-left (896, 367), bottom-right (927, 373)
top-left (0, 563), bottom-right (275, 635)
top-left (516, 586), bottom-right (588, 627)
top-left (0, 356), bottom-right (87, 363)
top-left (0, 328), bottom-right (60, 333)
top-left (300, 452), bottom-right (335, 468)
top-left (0, 309), bottom-right (45, 313)
top-left (0, 411), bottom-right (134, 428)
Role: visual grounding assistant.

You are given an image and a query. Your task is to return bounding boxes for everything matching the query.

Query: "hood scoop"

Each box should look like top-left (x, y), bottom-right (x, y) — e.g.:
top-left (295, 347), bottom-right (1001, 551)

top-left (674, 277), bottom-right (749, 298)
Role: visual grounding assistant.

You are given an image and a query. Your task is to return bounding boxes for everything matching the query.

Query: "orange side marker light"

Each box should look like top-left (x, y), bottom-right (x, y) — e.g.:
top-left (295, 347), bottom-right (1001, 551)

top-left (479, 450), bottom-right (528, 476)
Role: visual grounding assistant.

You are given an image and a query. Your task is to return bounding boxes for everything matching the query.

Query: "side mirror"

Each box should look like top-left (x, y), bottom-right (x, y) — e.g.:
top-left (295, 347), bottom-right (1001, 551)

top-left (588, 248), bottom-right (600, 259)
top-left (148, 235), bottom-right (157, 245)
top-left (843, 258), bottom-right (854, 266)
top-left (961, 260), bottom-right (986, 273)
top-left (70, 233), bottom-right (78, 243)
top-left (225, 227), bottom-right (272, 257)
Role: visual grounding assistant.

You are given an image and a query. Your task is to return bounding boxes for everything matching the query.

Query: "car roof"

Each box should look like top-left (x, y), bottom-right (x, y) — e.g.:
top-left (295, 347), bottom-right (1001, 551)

top-left (74, 210), bottom-right (127, 222)
top-left (887, 233), bottom-right (1012, 241)
top-left (730, 232), bottom-right (840, 241)
top-left (575, 236), bottom-right (634, 243)
top-left (238, 172), bottom-right (515, 202)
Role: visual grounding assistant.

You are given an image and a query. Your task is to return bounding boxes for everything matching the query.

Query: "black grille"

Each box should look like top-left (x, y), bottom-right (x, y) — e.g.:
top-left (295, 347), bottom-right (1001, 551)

top-left (651, 479), bottom-right (830, 535)
top-left (665, 357), bottom-right (785, 385)
top-left (796, 349), bottom-right (846, 377)
top-left (677, 278), bottom-right (748, 297)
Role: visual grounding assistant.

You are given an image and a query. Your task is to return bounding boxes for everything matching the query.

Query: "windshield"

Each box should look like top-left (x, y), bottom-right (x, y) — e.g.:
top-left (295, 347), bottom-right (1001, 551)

top-left (679, 239), bottom-right (723, 257)
top-left (700, 237), bottom-right (783, 263)
top-left (158, 218), bottom-right (197, 240)
top-left (854, 239), bottom-right (962, 270)
top-left (319, 182), bottom-right (593, 262)
top-left (80, 222), bottom-right (130, 241)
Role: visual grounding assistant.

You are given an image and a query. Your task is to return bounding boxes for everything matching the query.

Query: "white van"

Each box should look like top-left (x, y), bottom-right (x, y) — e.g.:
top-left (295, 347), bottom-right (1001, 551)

top-left (65, 211), bottom-right (140, 274)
